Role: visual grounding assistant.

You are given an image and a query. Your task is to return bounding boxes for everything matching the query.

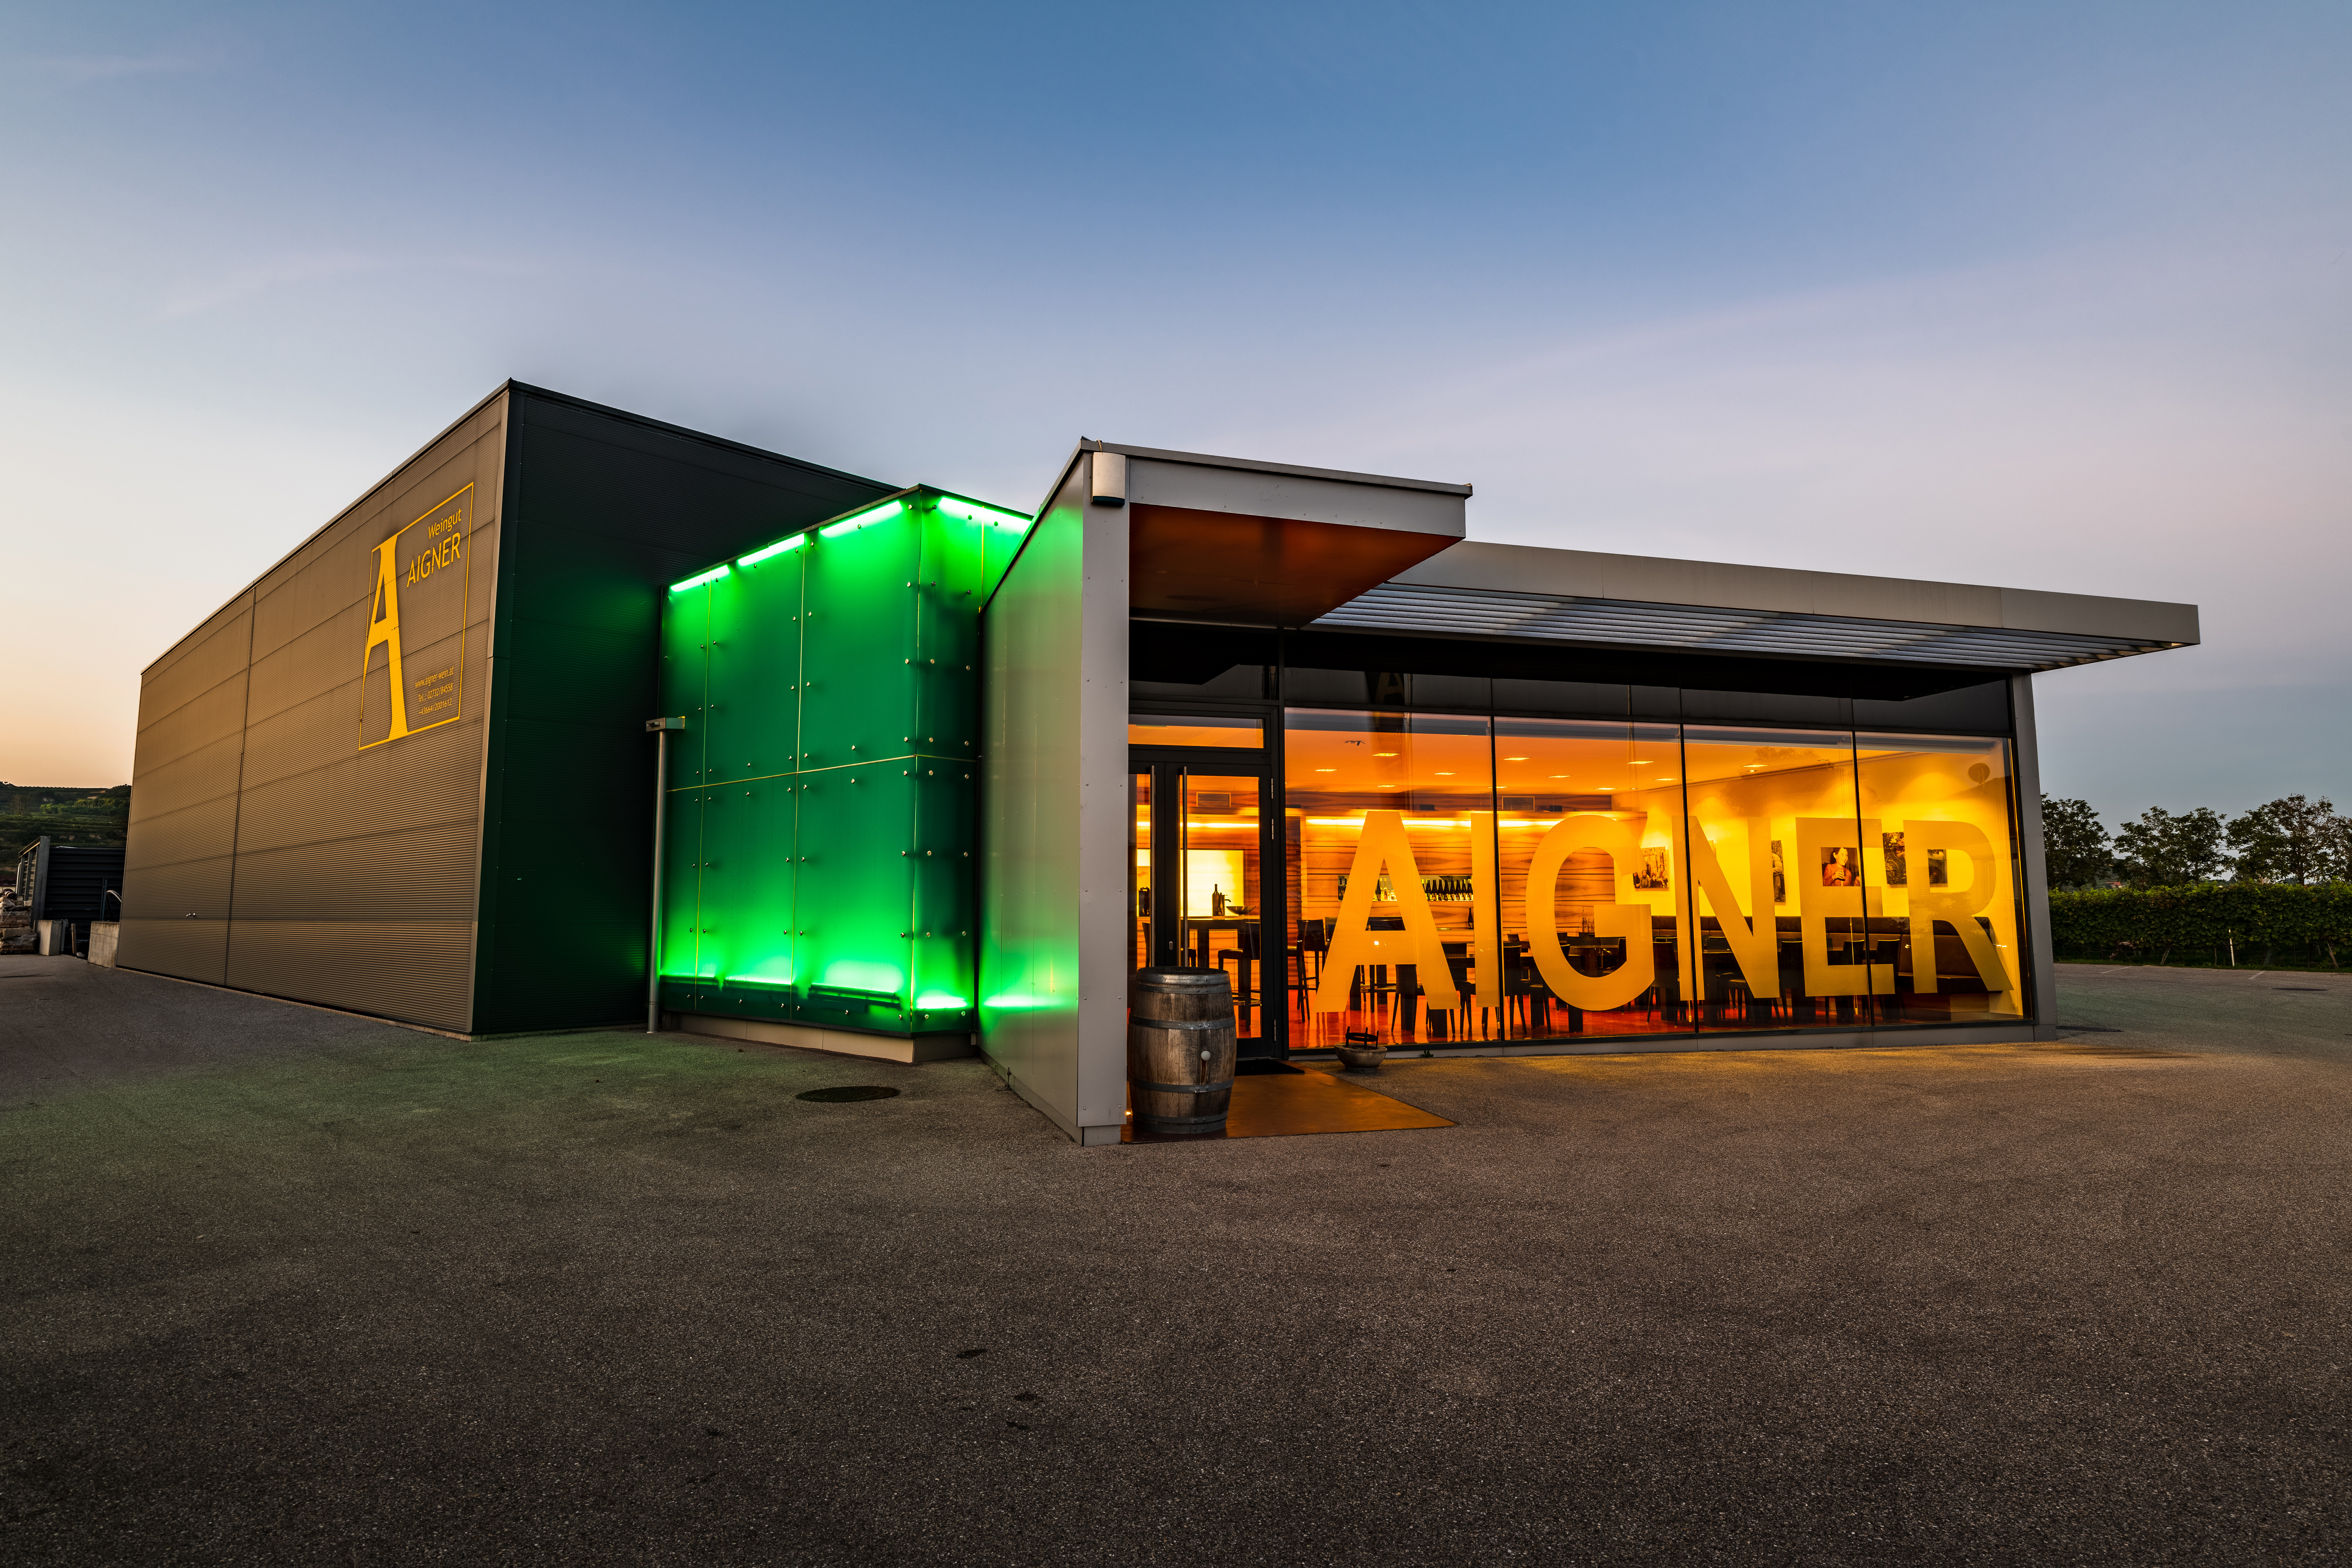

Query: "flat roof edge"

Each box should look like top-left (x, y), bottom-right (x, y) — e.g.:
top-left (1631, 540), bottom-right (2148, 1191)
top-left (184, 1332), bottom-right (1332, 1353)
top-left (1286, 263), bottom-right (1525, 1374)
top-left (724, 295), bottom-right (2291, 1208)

top-left (1394, 541), bottom-right (2199, 645)
top-left (1085, 438), bottom-right (1473, 496)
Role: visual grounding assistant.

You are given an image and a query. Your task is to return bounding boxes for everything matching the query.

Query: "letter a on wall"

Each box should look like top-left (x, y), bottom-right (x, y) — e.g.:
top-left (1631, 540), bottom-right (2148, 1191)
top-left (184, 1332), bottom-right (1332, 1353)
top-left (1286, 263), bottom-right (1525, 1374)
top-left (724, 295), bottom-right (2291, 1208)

top-left (1311, 811), bottom-right (1460, 1016)
top-left (358, 484), bottom-right (470, 751)
top-left (359, 536), bottom-right (411, 748)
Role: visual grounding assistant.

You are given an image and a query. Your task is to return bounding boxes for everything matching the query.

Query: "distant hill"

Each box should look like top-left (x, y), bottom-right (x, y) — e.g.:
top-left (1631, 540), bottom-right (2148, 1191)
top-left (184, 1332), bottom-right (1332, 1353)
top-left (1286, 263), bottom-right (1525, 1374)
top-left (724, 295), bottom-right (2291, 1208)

top-left (2, 783), bottom-right (131, 871)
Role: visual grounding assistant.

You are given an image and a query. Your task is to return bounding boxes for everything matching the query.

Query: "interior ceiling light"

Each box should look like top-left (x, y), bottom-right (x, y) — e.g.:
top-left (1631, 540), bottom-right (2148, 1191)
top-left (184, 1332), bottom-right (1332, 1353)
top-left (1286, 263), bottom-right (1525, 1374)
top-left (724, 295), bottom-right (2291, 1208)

top-left (1503, 756), bottom-right (1529, 761)
top-left (1373, 752), bottom-right (1399, 757)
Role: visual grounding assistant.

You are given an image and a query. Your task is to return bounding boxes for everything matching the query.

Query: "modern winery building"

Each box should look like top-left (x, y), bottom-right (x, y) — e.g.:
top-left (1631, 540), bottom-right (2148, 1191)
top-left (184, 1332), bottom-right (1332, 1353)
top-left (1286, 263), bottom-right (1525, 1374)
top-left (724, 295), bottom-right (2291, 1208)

top-left (121, 383), bottom-right (2200, 1143)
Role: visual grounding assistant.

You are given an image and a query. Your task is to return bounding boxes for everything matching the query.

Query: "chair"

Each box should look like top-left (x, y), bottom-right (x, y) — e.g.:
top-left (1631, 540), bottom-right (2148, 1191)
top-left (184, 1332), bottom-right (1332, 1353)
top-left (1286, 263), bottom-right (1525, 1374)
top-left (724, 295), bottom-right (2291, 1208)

top-left (1216, 923), bottom-right (1263, 1030)
top-left (1292, 918), bottom-right (1329, 1011)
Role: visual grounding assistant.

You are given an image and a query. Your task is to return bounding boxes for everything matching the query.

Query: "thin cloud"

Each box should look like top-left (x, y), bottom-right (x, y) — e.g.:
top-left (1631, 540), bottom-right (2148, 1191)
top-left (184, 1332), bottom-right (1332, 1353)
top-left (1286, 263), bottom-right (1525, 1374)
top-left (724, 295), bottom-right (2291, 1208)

top-left (158, 252), bottom-right (540, 319)
top-left (24, 51), bottom-right (220, 85)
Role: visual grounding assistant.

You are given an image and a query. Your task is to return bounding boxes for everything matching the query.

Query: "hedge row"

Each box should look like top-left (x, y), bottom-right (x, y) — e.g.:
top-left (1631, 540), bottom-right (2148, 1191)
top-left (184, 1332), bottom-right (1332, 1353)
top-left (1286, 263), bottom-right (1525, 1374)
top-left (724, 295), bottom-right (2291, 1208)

top-left (2049, 883), bottom-right (2351, 964)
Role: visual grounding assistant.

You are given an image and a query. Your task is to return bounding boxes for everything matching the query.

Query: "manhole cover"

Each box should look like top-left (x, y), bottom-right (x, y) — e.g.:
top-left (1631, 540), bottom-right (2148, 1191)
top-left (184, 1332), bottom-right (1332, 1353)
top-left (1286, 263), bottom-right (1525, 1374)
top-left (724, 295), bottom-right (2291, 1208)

top-left (796, 1085), bottom-right (901, 1103)
top-left (2275, 987), bottom-right (2328, 993)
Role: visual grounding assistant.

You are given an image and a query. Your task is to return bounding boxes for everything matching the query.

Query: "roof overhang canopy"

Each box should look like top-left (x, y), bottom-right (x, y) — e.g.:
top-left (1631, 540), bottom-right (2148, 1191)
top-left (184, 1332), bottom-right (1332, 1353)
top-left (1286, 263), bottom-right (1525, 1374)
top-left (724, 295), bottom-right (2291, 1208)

top-left (1314, 542), bottom-right (2198, 675)
top-left (1095, 441), bottom-right (1469, 624)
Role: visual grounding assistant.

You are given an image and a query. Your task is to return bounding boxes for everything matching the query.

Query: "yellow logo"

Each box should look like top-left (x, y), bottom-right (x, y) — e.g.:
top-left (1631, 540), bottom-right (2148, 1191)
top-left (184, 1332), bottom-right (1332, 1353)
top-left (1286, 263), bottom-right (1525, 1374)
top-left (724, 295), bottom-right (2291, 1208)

top-left (359, 484), bottom-right (471, 750)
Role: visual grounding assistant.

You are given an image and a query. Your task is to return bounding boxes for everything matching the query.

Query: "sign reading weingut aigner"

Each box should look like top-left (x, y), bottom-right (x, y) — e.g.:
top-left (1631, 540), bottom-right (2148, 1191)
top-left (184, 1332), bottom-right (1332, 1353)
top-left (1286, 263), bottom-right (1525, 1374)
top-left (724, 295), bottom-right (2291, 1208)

top-left (358, 483), bottom-right (471, 751)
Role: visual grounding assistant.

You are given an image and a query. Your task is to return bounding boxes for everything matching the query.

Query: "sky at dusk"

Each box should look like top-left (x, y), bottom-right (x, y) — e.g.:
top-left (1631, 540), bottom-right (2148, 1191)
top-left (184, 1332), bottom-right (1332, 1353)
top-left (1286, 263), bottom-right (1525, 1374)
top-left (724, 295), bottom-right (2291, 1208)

top-left (4, 1), bottom-right (2347, 833)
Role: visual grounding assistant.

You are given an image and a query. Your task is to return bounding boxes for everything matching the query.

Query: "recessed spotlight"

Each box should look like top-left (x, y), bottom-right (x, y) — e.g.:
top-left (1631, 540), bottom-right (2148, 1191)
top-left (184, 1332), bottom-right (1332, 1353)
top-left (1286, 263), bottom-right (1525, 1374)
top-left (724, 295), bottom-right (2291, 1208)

top-left (1503, 756), bottom-right (1529, 762)
top-left (1314, 768), bottom-right (1335, 772)
top-left (1373, 752), bottom-right (1398, 757)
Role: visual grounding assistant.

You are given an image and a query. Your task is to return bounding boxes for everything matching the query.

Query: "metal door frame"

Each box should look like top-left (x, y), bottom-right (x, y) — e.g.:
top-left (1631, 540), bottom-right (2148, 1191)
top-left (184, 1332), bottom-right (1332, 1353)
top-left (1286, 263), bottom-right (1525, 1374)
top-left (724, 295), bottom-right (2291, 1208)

top-left (1128, 743), bottom-right (1286, 1058)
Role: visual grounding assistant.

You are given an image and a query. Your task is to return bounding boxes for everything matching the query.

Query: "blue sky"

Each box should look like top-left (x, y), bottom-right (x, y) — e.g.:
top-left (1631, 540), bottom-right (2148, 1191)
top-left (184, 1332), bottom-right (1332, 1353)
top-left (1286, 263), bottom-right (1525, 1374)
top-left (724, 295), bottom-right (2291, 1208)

top-left (5, 1), bottom-right (2347, 832)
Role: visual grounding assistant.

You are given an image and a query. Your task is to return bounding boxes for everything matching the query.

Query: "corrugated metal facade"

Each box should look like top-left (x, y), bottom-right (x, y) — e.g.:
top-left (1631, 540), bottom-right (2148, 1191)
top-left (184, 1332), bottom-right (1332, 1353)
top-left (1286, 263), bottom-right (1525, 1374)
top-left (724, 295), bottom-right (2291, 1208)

top-left (121, 396), bottom-right (505, 1030)
top-left (122, 384), bottom-right (893, 1035)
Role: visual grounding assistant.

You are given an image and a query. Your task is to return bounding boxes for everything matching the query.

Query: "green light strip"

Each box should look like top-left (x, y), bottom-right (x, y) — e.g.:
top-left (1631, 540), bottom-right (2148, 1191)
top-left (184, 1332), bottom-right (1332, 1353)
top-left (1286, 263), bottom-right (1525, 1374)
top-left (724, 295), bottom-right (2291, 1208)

top-left (668, 564), bottom-right (731, 592)
top-left (820, 498), bottom-right (905, 537)
top-left (737, 533), bottom-right (806, 567)
top-left (936, 496), bottom-right (1030, 526)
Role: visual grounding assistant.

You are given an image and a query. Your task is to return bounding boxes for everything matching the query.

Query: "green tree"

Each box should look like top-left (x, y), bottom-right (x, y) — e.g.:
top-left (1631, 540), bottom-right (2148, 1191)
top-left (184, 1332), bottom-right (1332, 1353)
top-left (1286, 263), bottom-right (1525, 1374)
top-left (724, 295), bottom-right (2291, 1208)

top-left (2113, 805), bottom-right (2230, 888)
top-left (2228, 795), bottom-right (2345, 884)
top-left (2040, 797), bottom-right (2112, 888)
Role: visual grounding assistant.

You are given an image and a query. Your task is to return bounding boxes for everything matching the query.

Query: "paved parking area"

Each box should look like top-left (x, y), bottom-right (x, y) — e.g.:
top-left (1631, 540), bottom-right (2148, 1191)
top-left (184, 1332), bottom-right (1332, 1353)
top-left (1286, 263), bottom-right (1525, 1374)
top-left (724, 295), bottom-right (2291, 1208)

top-left (3, 957), bottom-right (2346, 1565)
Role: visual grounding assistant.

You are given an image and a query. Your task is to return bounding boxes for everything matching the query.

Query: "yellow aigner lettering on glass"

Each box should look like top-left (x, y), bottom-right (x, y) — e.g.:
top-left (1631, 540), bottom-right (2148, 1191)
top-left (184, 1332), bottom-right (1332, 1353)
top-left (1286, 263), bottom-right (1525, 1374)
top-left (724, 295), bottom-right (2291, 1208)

top-left (359, 484), bottom-right (472, 751)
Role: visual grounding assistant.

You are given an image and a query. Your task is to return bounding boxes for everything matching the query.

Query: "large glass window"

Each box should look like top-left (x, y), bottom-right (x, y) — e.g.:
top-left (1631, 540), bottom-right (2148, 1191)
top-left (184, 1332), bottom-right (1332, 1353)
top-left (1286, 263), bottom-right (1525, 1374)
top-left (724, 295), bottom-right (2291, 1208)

top-left (1855, 732), bottom-right (2027, 1027)
top-left (1678, 725), bottom-right (1876, 1029)
top-left (1264, 706), bottom-right (2031, 1052)
top-left (1287, 710), bottom-right (1494, 1050)
top-left (1492, 717), bottom-right (1688, 1040)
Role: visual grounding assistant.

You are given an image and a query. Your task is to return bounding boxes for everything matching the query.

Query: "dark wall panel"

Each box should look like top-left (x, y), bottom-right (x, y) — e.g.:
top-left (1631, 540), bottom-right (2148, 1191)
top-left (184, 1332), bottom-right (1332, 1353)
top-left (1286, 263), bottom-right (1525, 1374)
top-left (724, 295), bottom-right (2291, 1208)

top-left (472, 389), bottom-right (894, 1033)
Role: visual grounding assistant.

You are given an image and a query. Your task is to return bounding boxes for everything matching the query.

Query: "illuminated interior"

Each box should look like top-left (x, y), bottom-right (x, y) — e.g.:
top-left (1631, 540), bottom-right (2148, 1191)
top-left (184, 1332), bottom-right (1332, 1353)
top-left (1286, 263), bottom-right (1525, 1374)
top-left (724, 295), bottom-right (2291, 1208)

top-left (1234, 704), bottom-right (2027, 1050)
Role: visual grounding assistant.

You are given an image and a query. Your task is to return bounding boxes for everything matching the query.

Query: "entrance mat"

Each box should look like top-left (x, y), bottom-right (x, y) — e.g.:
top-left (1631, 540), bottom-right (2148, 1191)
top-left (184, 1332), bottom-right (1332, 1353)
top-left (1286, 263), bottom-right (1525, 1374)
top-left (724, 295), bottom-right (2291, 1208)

top-left (1123, 1067), bottom-right (1454, 1142)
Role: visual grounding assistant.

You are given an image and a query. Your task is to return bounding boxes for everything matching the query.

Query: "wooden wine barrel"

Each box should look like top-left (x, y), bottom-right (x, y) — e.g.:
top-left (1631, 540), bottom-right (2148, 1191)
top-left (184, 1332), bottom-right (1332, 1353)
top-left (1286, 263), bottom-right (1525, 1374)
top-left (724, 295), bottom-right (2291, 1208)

top-left (1128, 968), bottom-right (1238, 1135)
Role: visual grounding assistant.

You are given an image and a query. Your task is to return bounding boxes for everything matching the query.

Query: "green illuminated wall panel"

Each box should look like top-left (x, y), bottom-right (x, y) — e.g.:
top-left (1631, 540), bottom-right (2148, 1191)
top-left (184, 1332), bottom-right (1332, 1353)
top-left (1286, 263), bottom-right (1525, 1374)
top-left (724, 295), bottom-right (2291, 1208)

top-left (656, 488), bottom-right (1026, 1039)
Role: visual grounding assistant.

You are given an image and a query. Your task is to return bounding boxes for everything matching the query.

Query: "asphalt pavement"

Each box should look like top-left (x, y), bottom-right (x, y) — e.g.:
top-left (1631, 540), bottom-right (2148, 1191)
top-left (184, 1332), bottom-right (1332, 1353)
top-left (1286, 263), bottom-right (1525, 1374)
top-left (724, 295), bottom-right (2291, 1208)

top-left (3, 956), bottom-right (2346, 1565)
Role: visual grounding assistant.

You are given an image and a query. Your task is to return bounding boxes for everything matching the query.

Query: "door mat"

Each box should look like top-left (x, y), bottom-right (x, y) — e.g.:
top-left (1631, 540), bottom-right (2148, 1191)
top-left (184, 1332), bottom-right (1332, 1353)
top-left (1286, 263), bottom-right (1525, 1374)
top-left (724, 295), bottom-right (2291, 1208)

top-left (1123, 1067), bottom-right (1454, 1142)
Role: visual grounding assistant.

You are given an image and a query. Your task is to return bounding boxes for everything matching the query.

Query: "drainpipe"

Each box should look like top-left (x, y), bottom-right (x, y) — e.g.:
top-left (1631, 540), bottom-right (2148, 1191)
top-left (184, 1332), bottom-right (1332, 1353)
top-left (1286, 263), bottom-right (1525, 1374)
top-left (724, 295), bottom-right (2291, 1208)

top-left (645, 716), bottom-right (686, 1033)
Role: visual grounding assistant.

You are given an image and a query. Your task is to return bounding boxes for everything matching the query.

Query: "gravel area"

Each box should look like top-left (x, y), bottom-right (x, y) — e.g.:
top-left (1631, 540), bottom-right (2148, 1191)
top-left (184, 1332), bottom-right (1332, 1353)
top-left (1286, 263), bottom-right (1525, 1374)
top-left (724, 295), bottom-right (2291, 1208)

top-left (3, 956), bottom-right (2346, 1564)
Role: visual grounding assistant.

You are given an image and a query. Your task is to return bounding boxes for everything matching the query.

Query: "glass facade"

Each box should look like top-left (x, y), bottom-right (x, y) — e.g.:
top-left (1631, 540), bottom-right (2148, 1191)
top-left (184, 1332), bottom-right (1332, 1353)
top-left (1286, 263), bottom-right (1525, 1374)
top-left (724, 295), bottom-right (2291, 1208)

top-left (1132, 649), bottom-right (2030, 1053)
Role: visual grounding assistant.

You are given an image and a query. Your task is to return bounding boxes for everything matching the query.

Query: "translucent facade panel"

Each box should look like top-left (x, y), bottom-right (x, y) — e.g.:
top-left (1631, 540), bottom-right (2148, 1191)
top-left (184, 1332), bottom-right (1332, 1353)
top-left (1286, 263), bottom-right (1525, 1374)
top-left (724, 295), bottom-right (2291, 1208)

top-left (1287, 709), bottom-right (1493, 1050)
top-left (657, 491), bottom-right (1000, 1039)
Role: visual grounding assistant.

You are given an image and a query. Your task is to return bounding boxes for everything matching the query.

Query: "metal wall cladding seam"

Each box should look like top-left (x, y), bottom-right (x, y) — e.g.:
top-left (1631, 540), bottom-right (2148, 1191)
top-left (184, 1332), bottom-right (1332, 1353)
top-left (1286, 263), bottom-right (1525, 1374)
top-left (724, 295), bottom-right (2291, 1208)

top-left (117, 917), bottom-right (230, 983)
top-left (124, 736), bottom-right (244, 841)
top-left (133, 673), bottom-right (253, 784)
top-left (245, 604), bottom-right (371, 734)
top-left (228, 820), bottom-right (479, 923)
top-left (231, 720), bottom-right (485, 856)
top-left (121, 854), bottom-right (236, 920)
top-left (224, 919), bottom-right (474, 1032)
top-left (243, 622), bottom-right (479, 791)
top-left (249, 445), bottom-right (494, 662)
top-left (137, 605), bottom-right (252, 732)
top-left (250, 526), bottom-right (373, 665)
top-left (123, 793), bottom-right (240, 895)
top-left (122, 599), bottom-right (251, 981)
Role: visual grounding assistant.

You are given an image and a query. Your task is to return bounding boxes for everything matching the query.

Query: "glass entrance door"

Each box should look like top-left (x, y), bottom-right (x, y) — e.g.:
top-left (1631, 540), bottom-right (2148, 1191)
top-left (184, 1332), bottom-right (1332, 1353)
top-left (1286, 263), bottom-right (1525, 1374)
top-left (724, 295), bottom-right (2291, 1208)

top-left (1130, 765), bottom-right (1273, 1049)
